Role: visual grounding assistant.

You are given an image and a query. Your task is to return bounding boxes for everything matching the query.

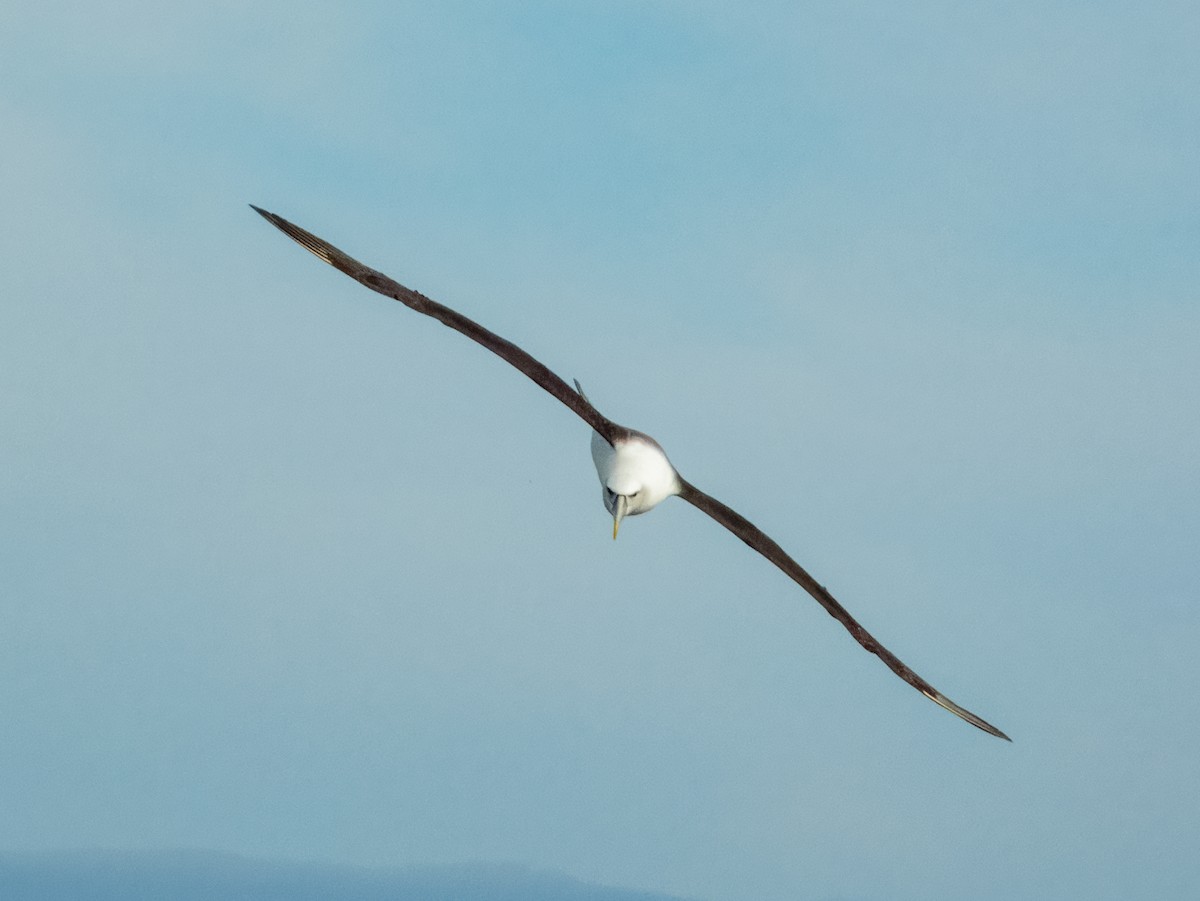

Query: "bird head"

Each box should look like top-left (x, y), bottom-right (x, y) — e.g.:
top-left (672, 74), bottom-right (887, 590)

top-left (591, 430), bottom-right (681, 540)
top-left (603, 475), bottom-right (662, 539)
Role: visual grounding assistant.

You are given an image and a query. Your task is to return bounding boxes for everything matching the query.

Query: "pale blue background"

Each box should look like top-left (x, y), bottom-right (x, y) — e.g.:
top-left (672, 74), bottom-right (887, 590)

top-left (2, 2), bottom-right (1197, 899)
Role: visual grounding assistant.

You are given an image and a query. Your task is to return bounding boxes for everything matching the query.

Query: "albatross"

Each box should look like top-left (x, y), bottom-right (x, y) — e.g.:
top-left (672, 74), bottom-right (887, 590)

top-left (250, 205), bottom-right (1010, 742)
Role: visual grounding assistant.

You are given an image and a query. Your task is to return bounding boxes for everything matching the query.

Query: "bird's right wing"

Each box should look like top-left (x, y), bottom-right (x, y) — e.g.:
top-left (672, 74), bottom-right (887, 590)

top-left (676, 478), bottom-right (1010, 740)
top-left (250, 206), bottom-right (626, 446)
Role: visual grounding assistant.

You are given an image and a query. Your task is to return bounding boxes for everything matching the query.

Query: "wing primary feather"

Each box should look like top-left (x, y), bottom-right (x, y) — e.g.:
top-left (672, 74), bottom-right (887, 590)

top-left (249, 205), bottom-right (621, 445)
top-left (677, 478), bottom-right (1010, 741)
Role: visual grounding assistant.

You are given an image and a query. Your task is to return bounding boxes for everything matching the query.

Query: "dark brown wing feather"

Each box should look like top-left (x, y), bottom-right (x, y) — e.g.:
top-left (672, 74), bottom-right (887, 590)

top-left (677, 478), bottom-right (1010, 740)
top-left (250, 205), bottom-right (624, 445)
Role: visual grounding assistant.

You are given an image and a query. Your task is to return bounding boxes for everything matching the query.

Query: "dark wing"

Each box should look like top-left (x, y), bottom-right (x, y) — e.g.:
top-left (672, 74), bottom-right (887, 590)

top-left (250, 205), bottom-right (625, 445)
top-left (677, 478), bottom-right (1010, 740)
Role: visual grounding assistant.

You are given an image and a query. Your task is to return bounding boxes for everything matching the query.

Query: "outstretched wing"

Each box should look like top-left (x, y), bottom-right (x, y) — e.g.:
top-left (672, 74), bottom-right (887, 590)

top-left (250, 205), bottom-right (625, 446)
top-left (677, 478), bottom-right (1010, 740)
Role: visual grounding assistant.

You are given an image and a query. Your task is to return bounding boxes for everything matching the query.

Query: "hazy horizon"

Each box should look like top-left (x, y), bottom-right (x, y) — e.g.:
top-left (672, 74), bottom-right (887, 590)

top-left (0, 849), bottom-right (696, 901)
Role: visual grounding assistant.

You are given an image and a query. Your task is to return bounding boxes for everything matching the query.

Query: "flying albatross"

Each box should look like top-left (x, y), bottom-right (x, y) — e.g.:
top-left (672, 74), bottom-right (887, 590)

top-left (250, 205), bottom-right (1010, 741)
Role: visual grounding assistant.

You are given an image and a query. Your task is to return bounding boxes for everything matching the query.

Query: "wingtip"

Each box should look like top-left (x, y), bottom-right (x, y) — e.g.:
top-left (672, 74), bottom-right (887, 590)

top-left (248, 205), bottom-right (369, 278)
top-left (923, 688), bottom-right (1011, 741)
top-left (983, 722), bottom-right (1013, 743)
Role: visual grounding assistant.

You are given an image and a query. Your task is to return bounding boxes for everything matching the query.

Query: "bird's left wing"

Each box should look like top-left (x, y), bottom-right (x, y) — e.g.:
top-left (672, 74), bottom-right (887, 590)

top-left (250, 206), bottom-right (624, 445)
top-left (676, 477), bottom-right (1010, 740)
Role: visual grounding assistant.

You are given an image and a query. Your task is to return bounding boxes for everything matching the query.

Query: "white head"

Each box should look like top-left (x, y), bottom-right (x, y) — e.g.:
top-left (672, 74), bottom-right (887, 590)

top-left (590, 430), bottom-right (681, 538)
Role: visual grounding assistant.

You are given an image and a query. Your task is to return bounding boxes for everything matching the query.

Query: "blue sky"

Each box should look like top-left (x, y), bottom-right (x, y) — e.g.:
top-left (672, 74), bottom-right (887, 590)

top-left (2, 2), bottom-right (1198, 899)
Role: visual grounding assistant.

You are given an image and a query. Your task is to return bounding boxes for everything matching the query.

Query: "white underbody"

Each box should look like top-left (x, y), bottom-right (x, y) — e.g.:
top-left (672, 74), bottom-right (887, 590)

top-left (590, 430), bottom-right (681, 517)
